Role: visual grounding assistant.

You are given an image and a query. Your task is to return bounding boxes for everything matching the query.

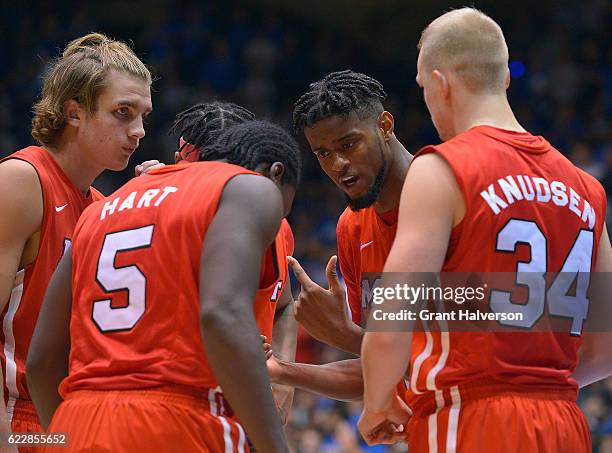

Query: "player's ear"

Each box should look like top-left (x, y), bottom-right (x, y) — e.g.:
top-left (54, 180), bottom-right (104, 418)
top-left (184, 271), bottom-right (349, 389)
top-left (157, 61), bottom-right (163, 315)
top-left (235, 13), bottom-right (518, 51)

top-left (64, 99), bottom-right (83, 127)
top-left (378, 111), bottom-right (395, 141)
top-left (432, 69), bottom-right (450, 100)
top-left (269, 162), bottom-right (285, 185)
top-left (504, 67), bottom-right (511, 89)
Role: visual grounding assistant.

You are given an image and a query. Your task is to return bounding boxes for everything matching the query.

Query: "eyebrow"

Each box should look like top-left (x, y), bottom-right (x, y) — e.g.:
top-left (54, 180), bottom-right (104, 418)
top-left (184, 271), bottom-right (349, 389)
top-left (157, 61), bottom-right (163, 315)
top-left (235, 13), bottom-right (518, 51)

top-left (333, 131), bottom-right (361, 143)
top-left (311, 130), bottom-right (362, 152)
top-left (117, 100), bottom-right (153, 113)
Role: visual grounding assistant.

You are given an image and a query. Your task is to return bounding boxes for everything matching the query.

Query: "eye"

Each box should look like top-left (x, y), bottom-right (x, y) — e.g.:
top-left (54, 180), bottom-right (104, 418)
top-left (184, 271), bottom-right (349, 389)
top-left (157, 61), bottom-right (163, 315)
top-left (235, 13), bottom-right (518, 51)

top-left (115, 107), bottom-right (130, 117)
top-left (316, 149), bottom-right (329, 159)
top-left (342, 141), bottom-right (355, 150)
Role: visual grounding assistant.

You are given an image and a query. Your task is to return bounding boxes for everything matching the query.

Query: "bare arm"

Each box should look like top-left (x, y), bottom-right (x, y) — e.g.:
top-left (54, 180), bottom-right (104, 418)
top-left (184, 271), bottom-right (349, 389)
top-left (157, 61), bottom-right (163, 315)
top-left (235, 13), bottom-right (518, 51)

top-left (573, 225), bottom-right (612, 387)
top-left (359, 154), bottom-right (459, 444)
top-left (269, 356), bottom-right (364, 402)
top-left (199, 174), bottom-right (288, 453)
top-left (0, 159), bottom-right (43, 440)
top-left (271, 283), bottom-right (297, 424)
top-left (27, 250), bottom-right (72, 429)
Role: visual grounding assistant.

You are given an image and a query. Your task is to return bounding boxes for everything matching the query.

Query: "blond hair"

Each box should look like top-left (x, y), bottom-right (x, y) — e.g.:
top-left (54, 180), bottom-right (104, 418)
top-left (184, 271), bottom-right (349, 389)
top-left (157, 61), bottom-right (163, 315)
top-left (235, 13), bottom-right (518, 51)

top-left (418, 8), bottom-right (508, 94)
top-left (31, 32), bottom-right (152, 146)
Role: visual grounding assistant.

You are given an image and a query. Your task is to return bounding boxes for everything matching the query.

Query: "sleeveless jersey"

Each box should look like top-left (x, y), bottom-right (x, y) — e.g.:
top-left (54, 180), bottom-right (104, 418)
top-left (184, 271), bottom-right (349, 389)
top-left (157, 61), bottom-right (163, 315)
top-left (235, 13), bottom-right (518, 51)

top-left (255, 219), bottom-right (293, 342)
top-left (61, 161), bottom-right (279, 396)
top-left (405, 125), bottom-right (607, 412)
top-left (336, 206), bottom-right (398, 324)
top-left (0, 146), bottom-right (102, 413)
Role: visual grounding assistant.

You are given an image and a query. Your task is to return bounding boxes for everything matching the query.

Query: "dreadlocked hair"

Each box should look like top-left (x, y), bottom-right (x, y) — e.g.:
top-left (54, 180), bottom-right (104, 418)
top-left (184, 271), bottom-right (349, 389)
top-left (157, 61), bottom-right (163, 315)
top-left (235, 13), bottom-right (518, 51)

top-left (201, 120), bottom-right (302, 187)
top-left (169, 101), bottom-right (255, 152)
top-left (293, 69), bottom-right (387, 133)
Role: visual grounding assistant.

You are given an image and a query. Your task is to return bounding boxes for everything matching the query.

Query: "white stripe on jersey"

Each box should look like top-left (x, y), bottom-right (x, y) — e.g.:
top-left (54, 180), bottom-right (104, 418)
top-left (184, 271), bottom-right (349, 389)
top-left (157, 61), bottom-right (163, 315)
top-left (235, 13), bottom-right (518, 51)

top-left (428, 389), bottom-right (445, 453)
top-left (426, 330), bottom-right (450, 391)
top-left (208, 388), bottom-right (218, 416)
top-left (6, 396), bottom-right (16, 424)
top-left (236, 421), bottom-right (247, 453)
top-left (219, 416), bottom-right (234, 453)
top-left (3, 271), bottom-right (24, 404)
top-left (446, 386), bottom-right (461, 453)
top-left (411, 321), bottom-right (433, 395)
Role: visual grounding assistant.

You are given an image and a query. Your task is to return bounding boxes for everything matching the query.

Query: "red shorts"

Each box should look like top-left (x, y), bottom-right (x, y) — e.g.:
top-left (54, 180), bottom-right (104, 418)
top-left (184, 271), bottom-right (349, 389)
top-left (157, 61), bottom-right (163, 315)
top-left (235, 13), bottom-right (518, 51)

top-left (42, 387), bottom-right (249, 453)
top-left (8, 399), bottom-right (43, 453)
top-left (406, 385), bottom-right (590, 453)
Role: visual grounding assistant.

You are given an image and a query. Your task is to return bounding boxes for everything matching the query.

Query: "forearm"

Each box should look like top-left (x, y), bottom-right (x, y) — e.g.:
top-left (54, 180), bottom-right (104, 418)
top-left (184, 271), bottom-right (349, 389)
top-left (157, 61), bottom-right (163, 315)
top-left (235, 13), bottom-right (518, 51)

top-left (336, 322), bottom-right (365, 356)
top-left (275, 359), bottom-right (364, 402)
top-left (362, 332), bottom-right (411, 411)
top-left (273, 300), bottom-right (297, 363)
top-left (201, 305), bottom-right (287, 453)
top-left (27, 360), bottom-right (66, 429)
top-left (574, 333), bottom-right (612, 388)
top-left (271, 301), bottom-right (297, 420)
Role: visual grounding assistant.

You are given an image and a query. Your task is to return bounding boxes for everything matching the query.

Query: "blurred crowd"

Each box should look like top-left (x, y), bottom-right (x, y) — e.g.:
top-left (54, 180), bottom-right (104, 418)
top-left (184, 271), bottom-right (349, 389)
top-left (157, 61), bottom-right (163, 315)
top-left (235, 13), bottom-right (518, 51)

top-left (0, 0), bottom-right (610, 451)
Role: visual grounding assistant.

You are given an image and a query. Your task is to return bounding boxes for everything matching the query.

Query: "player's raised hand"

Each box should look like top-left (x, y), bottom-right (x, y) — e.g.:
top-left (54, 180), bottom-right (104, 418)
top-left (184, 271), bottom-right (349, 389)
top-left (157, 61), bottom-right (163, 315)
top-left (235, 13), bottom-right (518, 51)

top-left (134, 160), bottom-right (165, 176)
top-left (288, 255), bottom-right (362, 354)
top-left (358, 393), bottom-right (411, 446)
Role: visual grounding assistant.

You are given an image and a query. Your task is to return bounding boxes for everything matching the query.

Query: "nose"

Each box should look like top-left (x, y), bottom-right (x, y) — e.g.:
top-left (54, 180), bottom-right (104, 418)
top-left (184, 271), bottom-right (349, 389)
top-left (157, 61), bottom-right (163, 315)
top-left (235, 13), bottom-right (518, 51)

top-left (129, 117), bottom-right (146, 140)
top-left (331, 154), bottom-right (350, 174)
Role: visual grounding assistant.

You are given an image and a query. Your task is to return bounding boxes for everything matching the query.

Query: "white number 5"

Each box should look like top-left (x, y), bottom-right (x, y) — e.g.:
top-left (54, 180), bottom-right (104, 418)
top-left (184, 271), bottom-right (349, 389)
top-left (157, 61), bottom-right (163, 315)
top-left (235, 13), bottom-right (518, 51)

top-left (92, 225), bottom-right (154, 332)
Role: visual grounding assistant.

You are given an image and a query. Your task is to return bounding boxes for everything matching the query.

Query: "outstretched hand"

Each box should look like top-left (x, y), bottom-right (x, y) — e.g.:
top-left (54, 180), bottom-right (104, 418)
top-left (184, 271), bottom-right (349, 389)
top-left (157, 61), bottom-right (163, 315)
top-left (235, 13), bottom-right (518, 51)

top-left (288, 256), bottom-right (361, 354)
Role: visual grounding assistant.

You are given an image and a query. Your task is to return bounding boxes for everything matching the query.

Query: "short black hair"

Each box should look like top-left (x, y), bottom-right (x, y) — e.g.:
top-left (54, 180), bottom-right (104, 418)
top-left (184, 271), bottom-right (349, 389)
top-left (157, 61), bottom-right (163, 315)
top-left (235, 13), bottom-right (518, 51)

top-left (293, 70), bottom-right (387, 133)
top-left (201, 120), bottom-right (302, 187)
top-left (169, 101), bottom-right (255, 156)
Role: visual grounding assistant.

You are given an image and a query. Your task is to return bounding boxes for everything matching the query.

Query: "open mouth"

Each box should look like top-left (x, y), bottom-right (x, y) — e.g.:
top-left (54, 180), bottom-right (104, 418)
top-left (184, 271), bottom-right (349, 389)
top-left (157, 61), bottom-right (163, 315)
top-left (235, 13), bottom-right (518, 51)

top-left (341, 175), bottom-right (359, 188)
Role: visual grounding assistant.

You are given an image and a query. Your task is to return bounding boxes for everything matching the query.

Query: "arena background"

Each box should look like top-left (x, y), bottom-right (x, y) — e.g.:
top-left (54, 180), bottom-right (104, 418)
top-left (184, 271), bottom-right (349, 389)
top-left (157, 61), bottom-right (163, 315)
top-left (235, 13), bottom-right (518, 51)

top-left (1, 1), bottom-right (610, 451)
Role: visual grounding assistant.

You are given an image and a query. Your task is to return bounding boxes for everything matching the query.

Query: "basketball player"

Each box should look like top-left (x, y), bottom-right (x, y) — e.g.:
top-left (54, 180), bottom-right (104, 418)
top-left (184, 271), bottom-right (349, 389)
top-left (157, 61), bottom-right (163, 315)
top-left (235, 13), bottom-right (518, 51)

top-left (141, 101), bottom-right (297, 426)
top-left (28, 121), bottom-right (299, 452)
top-left (260, 70), bottom-right (412, 402)
top-left (359, 8), bottom-right (612, 452)
top-left (0, 32), bottom-right (151, 442)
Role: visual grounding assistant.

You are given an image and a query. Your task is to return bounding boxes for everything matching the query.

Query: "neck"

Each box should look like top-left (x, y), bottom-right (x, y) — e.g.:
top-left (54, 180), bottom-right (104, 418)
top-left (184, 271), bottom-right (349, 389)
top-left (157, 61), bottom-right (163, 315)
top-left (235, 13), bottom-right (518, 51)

top-left (452, 92), bottom-right (525, 136)
top-left (373, 135), bottom-right (413, 213)
top-left (46, 137), bottom-right (103, 193)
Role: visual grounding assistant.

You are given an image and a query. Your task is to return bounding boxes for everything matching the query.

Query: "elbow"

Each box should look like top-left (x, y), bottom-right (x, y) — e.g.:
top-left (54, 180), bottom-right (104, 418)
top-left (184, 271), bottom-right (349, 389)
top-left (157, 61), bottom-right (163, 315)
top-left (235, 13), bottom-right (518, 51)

top-left (362, 332), bottom-right (410, 356)
top-left (200, 299), bottom-right (248, 335)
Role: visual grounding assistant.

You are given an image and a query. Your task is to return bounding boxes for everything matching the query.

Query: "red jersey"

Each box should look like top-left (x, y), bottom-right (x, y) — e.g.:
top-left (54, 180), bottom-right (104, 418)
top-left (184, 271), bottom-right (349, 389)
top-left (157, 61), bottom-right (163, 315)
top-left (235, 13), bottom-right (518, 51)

top-left (406, 126), bottom-right (607, 412)
top-left (336, 204), bottom-right (408, 399)
top-left (255, 219), bottom-right (293, 342)
top-left (61, 162), bottom-right (281, 396)
top-left (0, 146), bottom-right (102, 415)
top-left (336, 206), bottom-right (398, 325)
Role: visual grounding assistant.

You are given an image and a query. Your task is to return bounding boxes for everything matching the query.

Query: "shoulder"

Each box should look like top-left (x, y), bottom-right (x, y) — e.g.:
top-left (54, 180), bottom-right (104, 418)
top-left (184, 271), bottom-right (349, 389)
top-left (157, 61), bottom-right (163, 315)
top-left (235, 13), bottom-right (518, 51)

top-left (576, 165), bottom-right (607, 206)
top-left (0, 158), bottom-right (44, 238)
top-left (0, 158), bottom-right (43, 204)
top-left (416, 132), bottom-right (479, 159)
top-left (220, 173), bottom-right (283, 219)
